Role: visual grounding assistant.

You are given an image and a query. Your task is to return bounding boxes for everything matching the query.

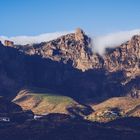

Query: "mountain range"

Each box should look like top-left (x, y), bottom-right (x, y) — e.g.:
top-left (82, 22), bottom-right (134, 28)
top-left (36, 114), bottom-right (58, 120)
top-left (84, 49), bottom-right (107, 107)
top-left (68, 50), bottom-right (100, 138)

top-left (0, 28), bottom-right (140, 140)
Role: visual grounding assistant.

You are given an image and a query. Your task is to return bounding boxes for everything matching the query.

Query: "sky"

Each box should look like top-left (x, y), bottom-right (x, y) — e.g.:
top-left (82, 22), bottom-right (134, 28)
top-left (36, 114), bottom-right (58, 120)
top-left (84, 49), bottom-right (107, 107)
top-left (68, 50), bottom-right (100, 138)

top-left (0, 0), bottom-right (140, 36)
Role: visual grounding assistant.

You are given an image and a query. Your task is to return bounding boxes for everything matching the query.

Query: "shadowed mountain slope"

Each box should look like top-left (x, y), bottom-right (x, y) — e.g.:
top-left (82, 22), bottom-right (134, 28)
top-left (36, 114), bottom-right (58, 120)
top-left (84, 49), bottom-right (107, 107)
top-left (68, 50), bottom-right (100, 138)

top-left (0, 29), bottom-right (140, 103)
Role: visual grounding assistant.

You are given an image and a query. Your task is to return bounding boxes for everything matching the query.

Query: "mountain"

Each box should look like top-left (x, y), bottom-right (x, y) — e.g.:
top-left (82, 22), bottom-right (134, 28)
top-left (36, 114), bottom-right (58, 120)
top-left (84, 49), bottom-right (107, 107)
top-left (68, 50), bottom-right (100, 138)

top-left (13, 88), bottom-right (93, 117)
top-left (14, 29), bottom-right (140, 79)
top-left (0, 28), bottom-right (140, 101)
top-left (1, 28), bottom-right (140, 139)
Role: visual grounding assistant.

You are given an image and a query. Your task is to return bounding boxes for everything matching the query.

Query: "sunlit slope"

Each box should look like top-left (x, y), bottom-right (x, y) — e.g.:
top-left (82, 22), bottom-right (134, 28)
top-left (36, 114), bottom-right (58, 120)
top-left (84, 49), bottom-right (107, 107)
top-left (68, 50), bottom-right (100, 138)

top-left (13, 88), bottom-right (91, 115)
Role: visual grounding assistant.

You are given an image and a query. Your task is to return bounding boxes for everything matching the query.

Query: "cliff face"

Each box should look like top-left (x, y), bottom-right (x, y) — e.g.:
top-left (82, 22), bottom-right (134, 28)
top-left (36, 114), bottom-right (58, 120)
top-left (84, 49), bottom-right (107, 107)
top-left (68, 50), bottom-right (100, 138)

top-left (104, 35), bottom-right (140, 79)
top-left (4, 40), bottom-right (14, 47)
top-left (1, 29), bottom-right (140, 102)
top-left (14, 29), bottom-right (140, 78)
top-left (15, 28), bottom-right (102, 71)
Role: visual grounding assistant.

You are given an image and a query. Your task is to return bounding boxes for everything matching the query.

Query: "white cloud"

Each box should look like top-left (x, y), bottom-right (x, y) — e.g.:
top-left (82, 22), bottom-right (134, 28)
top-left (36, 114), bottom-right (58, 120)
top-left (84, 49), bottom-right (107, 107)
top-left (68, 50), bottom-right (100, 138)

top-left (0, 31), bottom-right (71, 45)
top-left (91, 29), bottom-right (140, 55)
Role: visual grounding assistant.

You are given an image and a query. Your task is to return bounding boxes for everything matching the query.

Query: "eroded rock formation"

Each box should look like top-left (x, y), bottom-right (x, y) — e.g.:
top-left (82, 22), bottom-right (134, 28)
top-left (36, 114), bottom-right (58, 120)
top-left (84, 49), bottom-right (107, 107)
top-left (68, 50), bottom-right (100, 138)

top-left (0, 28), bottom-right (140, 102)
top-left (4, 40), bottom-right (14, 47)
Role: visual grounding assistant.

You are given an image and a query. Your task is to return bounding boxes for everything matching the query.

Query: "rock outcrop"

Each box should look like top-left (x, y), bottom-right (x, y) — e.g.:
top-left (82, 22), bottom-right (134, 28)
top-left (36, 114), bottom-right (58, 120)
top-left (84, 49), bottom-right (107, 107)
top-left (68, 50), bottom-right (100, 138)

top-left (15, 28), bottom-right (101, 71)
top-left (75, 28), bottom-right (85, 41)
top-left (14, 29), bottom-right (140, 77)
top-left (4, 40), bottom-right (14, 47)
top-left (104, 35), bottom-right (140, 79)
top-left (0, 28), bottom-right (140, 102)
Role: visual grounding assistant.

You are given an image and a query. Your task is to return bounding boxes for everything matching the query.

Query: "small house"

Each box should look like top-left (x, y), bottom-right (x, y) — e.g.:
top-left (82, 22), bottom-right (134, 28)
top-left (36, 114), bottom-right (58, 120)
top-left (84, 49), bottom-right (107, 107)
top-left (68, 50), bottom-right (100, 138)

top-left (0, 117), bottom-right (10, 122)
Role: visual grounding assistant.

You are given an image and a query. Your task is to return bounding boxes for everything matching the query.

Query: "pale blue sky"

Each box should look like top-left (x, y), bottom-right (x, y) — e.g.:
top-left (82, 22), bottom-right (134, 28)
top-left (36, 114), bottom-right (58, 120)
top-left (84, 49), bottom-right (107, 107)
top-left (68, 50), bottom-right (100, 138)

top-left (0, 0), bottom-right (140, 36)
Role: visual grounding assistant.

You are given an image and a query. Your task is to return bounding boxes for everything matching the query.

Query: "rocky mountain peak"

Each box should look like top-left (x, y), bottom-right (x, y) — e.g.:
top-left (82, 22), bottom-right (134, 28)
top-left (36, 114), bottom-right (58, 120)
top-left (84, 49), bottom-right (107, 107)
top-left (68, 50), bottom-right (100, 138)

top-left (75, 28), bottom-right (85, 41)
top-left (12, 30), bottom-right (140, 74)
top-left (103, 35), bottom-right (140, 80)
top-left (4, 40), bottom-right (14, 47)
top-left (1, 29), bottom-right (140, 102)
top-left (14, 28), bottom-right (96, 71)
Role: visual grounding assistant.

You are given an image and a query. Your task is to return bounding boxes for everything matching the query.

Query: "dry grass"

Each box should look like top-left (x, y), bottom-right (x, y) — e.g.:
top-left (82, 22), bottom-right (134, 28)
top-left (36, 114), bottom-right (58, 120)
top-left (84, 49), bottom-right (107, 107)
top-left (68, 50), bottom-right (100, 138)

top-left (91, 97), bottom-right (140, 116)
top-left (13, 89), bottom-right (78, 115)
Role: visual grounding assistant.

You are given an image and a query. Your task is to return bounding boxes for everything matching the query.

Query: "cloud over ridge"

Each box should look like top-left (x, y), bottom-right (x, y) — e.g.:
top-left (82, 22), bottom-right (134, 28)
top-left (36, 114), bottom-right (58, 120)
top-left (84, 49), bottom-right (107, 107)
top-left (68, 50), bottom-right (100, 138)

top-left (0, 29), bottom-right (140, 55)
top-left (0, 31), bottom-right (71, 45)
top-left (92, 29), bottom-right (140, 54)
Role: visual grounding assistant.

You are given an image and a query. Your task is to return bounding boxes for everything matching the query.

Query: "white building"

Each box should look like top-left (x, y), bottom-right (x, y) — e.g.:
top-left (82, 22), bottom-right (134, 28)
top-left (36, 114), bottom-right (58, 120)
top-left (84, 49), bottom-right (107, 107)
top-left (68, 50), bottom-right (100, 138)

top-left (0, 117), bottom-right (10, 122)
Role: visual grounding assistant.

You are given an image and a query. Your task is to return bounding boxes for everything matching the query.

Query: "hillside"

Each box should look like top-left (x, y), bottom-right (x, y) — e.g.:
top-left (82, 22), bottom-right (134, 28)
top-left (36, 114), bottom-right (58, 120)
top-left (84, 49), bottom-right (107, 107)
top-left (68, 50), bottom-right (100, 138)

top-left (0, 29), bottom-right (140, 102)
top-left (0, 28), bottom-right (140, 120)
top-left (0, 28), bottom-right (140, 139)
top-left (13, 88), bottom-right (93, 116)
top-left (0, 97), bottom-right (22, 113)
top-left (86, 97), bottom-right (140, 122)
top-left (92, 97), bottom-right (140, 115)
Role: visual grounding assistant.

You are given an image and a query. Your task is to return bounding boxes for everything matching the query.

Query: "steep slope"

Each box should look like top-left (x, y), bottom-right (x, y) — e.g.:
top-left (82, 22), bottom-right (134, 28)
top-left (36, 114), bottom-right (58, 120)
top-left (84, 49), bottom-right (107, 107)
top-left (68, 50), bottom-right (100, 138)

top-left (14, 29), bottom-right (140, 97)
top-left (14, 29), bottom-right (140, 80)
top-left (104, 35), bottom-right (140, 80)
top-left (0, 28), bottom-right (140, 102)
top-left (14, 28), bottom-right (102, 71)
